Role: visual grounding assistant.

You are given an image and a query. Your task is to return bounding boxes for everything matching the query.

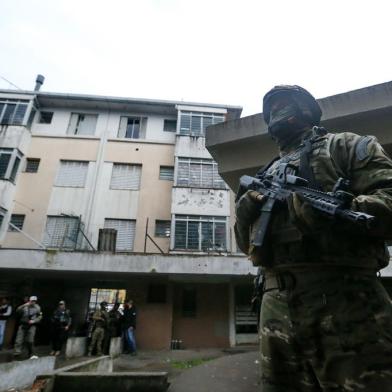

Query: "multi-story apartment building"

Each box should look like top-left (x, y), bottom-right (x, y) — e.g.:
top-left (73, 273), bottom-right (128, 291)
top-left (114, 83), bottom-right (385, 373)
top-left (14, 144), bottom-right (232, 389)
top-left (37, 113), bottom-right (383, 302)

top-left (0, 77), bottom-right (258, 350)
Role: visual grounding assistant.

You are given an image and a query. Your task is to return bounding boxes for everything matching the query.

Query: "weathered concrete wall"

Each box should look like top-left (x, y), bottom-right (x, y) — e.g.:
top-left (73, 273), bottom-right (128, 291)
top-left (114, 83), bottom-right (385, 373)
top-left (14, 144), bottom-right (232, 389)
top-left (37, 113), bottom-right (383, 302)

top-left (172, 283), bottom-right (230, 348)
top-left (66, 337), bottom-right (87, 359)
top-left (0, 356), bottom-right (55, 392)
top-left (0, 249), bottom-right (256, 276)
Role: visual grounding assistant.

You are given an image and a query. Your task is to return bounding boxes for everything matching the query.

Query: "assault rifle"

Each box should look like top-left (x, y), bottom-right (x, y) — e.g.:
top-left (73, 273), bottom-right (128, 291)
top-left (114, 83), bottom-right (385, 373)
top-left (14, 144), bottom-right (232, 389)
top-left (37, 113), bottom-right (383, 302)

top-left (239, 163), bottom-right (375, 248)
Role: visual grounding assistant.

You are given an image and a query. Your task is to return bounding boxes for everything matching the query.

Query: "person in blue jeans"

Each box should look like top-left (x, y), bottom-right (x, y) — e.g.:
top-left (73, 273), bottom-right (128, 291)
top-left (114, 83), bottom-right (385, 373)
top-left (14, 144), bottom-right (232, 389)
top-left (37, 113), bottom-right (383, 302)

top-left (122, 300), bottom-right (137, 355)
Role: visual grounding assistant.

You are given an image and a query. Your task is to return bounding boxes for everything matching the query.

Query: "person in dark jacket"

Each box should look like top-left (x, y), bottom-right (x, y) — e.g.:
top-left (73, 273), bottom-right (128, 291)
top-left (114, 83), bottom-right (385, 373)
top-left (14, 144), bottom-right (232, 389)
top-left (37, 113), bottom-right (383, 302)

top-left (122, 300), bottom-right (137, 355)
top-left (50, 300), bottom-right (72, 356)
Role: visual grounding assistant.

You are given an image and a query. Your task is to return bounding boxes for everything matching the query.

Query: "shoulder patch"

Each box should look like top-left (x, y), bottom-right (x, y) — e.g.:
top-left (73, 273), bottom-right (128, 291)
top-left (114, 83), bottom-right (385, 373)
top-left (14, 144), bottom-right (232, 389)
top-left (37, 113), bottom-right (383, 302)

top-left (355, 136), bottom-right (372, 161)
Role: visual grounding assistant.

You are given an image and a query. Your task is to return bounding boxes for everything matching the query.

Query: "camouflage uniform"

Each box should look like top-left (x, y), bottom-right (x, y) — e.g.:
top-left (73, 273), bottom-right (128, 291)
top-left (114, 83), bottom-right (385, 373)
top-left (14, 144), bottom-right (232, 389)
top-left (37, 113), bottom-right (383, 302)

top-left (88, 308), bottom-right (108, 356)
top-left (235, 129), bottom-right (392, 391)
top-left (14, 303), bottom-right (42, 356)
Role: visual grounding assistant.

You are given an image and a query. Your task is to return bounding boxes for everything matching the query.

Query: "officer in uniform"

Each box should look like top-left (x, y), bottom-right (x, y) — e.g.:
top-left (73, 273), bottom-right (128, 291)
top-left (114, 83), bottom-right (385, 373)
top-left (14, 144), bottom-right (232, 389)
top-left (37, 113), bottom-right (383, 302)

top-left (88, 301), bottom-right (108, 356)
top-left (235, 85), bottom-right (392, 391)
top-left (13, 296), bottom-right (42, 358)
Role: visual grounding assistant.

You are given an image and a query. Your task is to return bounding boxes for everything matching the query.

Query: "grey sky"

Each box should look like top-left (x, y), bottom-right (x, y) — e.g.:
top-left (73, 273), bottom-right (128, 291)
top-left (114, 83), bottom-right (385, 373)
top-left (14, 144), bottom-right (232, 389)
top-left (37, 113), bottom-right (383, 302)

top-left (1, 0), bottom-right (391, 116)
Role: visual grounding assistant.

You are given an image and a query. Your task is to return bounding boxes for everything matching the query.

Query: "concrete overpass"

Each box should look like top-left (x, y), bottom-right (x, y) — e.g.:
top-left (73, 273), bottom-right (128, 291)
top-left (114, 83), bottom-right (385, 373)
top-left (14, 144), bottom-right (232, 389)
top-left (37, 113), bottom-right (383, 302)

top-left (206, 81), bottom-right (392, 190)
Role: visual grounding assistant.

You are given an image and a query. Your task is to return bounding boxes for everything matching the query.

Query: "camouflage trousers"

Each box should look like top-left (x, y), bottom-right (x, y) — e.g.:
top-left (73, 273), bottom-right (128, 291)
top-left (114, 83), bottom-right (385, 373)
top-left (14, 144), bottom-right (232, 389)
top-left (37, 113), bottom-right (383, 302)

top-left (259, 267), bottom-right (392, 391)
top-left (14, 325), bottom-right (36, 355)
top-left (88, 327), bottom-right (105, 355)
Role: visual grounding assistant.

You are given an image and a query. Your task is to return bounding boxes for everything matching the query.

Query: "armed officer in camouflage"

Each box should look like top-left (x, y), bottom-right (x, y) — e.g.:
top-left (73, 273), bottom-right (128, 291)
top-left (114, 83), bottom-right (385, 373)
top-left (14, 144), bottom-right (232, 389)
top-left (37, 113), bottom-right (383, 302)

top-left (235, 85), bottom-right (392, 391)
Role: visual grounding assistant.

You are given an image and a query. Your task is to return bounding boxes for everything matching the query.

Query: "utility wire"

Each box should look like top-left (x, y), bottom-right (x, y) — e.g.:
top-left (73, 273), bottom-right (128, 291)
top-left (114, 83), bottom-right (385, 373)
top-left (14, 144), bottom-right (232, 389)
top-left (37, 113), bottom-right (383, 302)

top-left (0, 75), bottom-right (23, 91)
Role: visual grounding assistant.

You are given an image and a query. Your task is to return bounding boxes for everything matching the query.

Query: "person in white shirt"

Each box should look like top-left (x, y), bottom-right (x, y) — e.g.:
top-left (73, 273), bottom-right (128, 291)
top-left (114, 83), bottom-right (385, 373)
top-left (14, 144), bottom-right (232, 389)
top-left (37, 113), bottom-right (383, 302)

top-left (0, 297), bottom-right (12, 350)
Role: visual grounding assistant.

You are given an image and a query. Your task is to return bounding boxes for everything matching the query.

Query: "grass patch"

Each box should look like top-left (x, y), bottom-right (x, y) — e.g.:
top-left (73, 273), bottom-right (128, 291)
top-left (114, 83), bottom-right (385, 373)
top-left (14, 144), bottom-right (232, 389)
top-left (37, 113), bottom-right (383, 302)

top-left (171, 357), bottom-right (213, 369)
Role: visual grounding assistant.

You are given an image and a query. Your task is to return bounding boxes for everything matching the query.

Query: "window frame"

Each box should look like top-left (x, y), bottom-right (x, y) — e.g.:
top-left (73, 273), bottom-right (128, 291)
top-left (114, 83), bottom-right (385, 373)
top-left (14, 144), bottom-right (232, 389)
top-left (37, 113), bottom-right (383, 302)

top-left (176, 157), bottom-right (226, 189)
top-left (54, 160), bottom-right (89, 188)
top-left (67, 113), bottom-right (98, 136)
top-left (38, 111), bottom-right (54, 124)
top-left (163, 119), bottom-right (177, 133)
top-left (173, 215), bottom-right (227, 252)
top-left (104, 218), bottom-right (136, 252)
top-left (0, 99), bottom-right (29, 126)
top-left (110, 163), bottom-right (142, 190)
top-left (25, 158), bottom-right (40, 173)
top-left (117, 116), bottom-right (147, 139)
top-left (8, 214), bottom-right (25, 232)
top-left (178, 111), bottom-right (225, 137)
top-left (0, 148), bottom-right (23, 183)
top-left (155, 220), bottom-right (171, 238)
top-left (159, 166), bottom-right (174, 181)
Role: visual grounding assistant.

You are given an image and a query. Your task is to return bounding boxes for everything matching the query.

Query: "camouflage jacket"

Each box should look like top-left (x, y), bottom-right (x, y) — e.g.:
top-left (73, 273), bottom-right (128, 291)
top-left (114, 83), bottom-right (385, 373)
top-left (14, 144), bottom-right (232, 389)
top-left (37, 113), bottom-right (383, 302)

top-left (235, 129), bottom-right (392, 270)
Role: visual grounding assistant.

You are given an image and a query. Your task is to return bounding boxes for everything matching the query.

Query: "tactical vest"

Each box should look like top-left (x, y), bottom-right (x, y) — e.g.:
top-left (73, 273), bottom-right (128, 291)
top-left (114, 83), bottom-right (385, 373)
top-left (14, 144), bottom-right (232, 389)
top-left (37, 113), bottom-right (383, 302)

top-left (249, 128), bottom-right (389, 271)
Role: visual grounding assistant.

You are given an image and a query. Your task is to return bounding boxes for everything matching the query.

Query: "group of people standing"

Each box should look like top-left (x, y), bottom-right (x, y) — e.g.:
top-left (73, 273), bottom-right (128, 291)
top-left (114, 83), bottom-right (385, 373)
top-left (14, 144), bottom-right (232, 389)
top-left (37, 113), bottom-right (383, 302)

top-left (88, 299), bottom-right (137, 356)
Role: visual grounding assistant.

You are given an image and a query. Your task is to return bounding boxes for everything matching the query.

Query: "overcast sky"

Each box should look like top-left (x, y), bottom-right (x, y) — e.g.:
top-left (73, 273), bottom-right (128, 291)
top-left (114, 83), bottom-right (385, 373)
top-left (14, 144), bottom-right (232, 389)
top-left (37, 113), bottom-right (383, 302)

top-left (1, 0), bottom-right (391, 116)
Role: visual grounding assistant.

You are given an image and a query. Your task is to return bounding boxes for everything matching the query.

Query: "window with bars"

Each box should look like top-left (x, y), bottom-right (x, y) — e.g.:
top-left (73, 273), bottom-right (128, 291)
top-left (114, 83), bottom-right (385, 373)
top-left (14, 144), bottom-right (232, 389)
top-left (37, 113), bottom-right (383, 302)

top-left (8, 214), bottom-right (25, 231)
top-left (176, 158), bottom-right (225, 188)
top-left (155, 220), bottom-right (171, 238)
top-left (43, 215), bottom-right (80, 249)
top-left (174, 215), bottom-right (227, 251)
top-left (39, 111), bottom-right (53, 124)
top-left (118, 116), bottom-right (147, 139)
top-left (0, 148), bottom-right (23, 182)
top-left (55, 160), bottom-right (89, 187)
top-left (163, 119), bottom-right (177, 132)
top-left (67, 113), bottom-right (98, 135)
top-left (25, 158), bottom-right (40, 173)
top-left (110, 164), bottom-right (141, 190)
top-left (0, 100), bottom-right (29, 125)
top-left (159, 166), bottom-right (174, 181)
top-left (179, 111), bottom-right (225, 136)
top-left (104, 219), bottom-right (136, 251)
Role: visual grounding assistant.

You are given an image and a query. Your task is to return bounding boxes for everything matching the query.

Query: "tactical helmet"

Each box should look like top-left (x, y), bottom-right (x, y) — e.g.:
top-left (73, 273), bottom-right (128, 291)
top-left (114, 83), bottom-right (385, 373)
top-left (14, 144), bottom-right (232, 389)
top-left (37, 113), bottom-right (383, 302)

top-left (100, 301), bottom-right (108, 307)
top-left (263, 85), bottom-right (322, 126)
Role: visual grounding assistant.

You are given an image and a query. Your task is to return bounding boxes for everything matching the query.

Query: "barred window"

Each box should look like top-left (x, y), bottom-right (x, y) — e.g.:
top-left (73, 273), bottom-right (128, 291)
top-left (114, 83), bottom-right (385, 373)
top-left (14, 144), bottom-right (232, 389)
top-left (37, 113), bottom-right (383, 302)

top-left (8, 214), bottom-right (25, 231)
top-left (174, 215), bottom-right (227, 251)
top-left (179, 112), bottom-right (225, 136)
top-left (25, 158), bottom-right (40, 173)
top-left (55, 160), bottom-right (89, 187)
top-left (159, 166), bottom-right (174, 181)
top-left (43, 216), bottom-right (80, 249)
top-left (104, 219), bottom-right (136, 251)
top-left (177, 158), bottom-right (225, 188)
top-left (110, 164), bottom-right (141, 190)
top-left (155, 220), bottom-right (171, 237)
top-left (0, 100), bottom-right (28, 125)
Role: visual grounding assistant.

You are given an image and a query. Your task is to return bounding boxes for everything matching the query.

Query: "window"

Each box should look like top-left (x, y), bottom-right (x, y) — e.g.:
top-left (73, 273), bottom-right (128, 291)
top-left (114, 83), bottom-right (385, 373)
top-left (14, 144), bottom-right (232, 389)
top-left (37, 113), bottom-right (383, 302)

top-left (147, 284), bottom-right (167, 303)
top-left (8, 214), bottom-right (25, 231)
top-left (177, 158), bottom-right (225, 188)
top-left (88, 288), bottom-right (126, 313)
top-left (110, 164), bottom-right (141, 190)
top-left (179, 112), bottom-right (225, 136)
top-left (174, 215), bottom-right (227, 251)
top-left (0, 148), bottom-right (23, 182)
top-left (39, 111), bottom-right (53, 124)
top-left (118, 116), bottom-right (147, 139)
top-left (0, 100), bottom-right (28, 125)
top-left (155, 220), bottom-right (171, 238)
top-left (163, 119), bottom-right (177, 132)
top-left (182, 288), bottom-right (197, 317)
top-left (67, 113), bottom-right (98, 135)
top-left (104, 219), bottom-right (136, 251)
top-left (55, 160), bottom-right (89, 187)
top-left (25, 158), bottom-right (40, 173)
top-left (159, 166), bottom-right (174, 181)
top-left (43, 215), bottom-right (80, 249)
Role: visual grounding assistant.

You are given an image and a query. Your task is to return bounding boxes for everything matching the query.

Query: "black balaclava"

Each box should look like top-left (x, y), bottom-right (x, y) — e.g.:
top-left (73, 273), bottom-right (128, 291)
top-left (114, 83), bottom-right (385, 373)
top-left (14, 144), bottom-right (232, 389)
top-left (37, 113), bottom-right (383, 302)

top-left (263, 85), bottom-right (322, 149)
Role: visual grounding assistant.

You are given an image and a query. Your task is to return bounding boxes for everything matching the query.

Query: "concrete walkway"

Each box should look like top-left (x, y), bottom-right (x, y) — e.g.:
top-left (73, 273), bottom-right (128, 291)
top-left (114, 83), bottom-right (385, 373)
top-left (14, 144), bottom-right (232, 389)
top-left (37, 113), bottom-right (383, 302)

top-left (169, 351), bottom-right (260, 392)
